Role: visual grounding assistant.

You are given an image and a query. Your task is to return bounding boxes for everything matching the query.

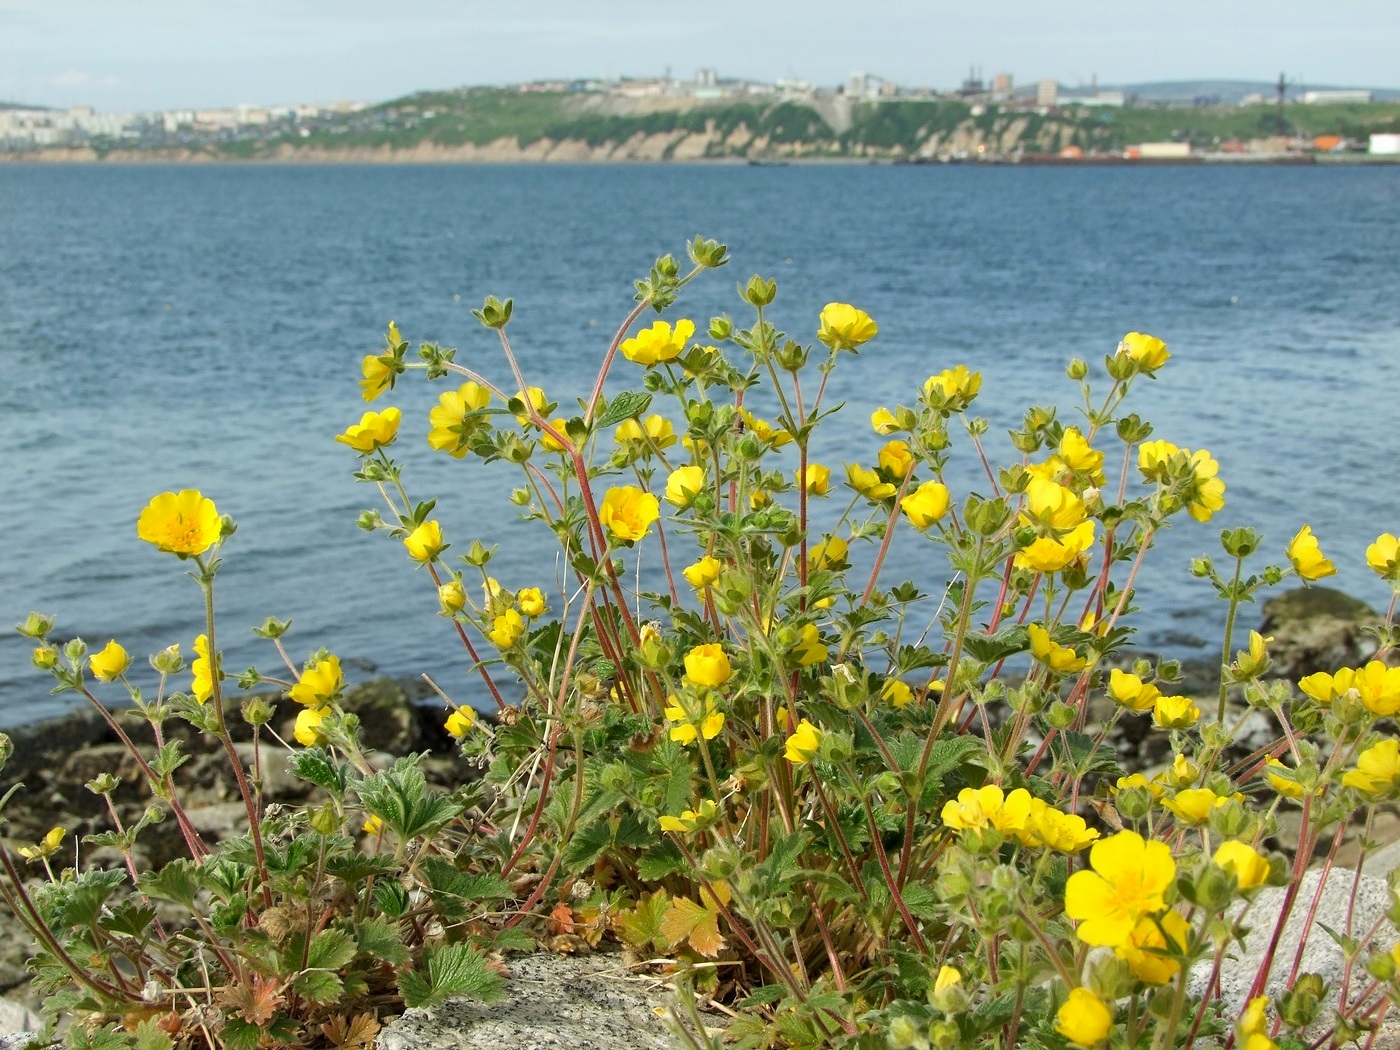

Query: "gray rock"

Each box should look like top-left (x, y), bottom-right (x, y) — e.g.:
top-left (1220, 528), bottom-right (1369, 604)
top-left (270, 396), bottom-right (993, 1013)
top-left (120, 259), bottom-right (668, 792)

top-left (377, 953), bottom-right (677, 1050)
top-left (1191, 868), bottom-right (1398, 1043)
top-left (1259, 587), bottom-right (1380, 680)
top-left (0, 996), bottom-right (42, 1035)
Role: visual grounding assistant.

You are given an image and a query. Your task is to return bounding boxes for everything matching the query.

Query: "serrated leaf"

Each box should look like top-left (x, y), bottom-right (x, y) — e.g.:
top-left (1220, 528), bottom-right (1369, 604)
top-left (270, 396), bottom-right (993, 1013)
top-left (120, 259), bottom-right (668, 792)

top-left (293, 969), bottom-right (344, 1005)
top-left (398, 943), bottom-right (504, 1009)
top-left (307, 928), bottom-right (357, 970)
top-left (923, 736), bottom-right (985, 780)
top-left (560, 821), bottom-right (613, 873)
top-left (901, 883), bottom-right (942, 922)
top-left (615, 889), bottom-right (671, 952)
top-left (132, 1019), bottom-right (173, 1050)
top-left (222, 973), bottom-right (284, 1026)
top-left (419, 857), bottom-right (511, 921)
top-left (219, 1017), bottom-right (260, 1050)
top-left (595, 391), bottom-right (653, 428)
top-left (100, 900), bottom-right (158, 939)
top-left (138, 859), bottom-right (201, 909)
top-left (636, 840), bottom-right (687, 881)
top-left (320, 1014), bottom-right (380, 1050)
top-left (290, 748), bottom-right (348, 794)
top-left (660, 896), bottom-right (725, 958)
top-left (351, 917), bottom-right (409, 966)
top-left (150, 740), bottom-right (189, 780)
top-left (373, 880), bottom-right (411, 918)
top-left (356, 756), bottom-right (464, 840)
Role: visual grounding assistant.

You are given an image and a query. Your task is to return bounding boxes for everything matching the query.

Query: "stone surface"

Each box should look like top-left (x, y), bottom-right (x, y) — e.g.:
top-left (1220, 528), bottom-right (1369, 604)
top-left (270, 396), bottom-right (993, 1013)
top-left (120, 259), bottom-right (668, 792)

top-left (0, 998), bottom-right (41, 1036)
top-left (1191, 868), bottom-right (1399, 1044)
top-left (1259, 587), bottom-right (1380, 679)
top-left (377, 953), bottom-right (677, 1050)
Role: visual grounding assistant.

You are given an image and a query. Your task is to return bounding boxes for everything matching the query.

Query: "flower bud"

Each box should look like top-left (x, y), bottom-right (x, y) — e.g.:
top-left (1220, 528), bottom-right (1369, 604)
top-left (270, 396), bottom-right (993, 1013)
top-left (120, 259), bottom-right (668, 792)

top-left (1046, 701), bottom-right (1077, 729)
top-left (708, 314), bottom-right (734, 340)
top-left (0, 733), bottom-right (11, 774)
top-left (740, 275), bottom-right (777, 307)
top-left (241, 697), bottom-right (276, 726)
top-left (32, 646), bottom-right (58, 670)
top-left (1190, 557), bottom-right (1214, 578)
top-left (888, 1015), bottom-right (926, 1050)
top-left (308, 802), bottom-right (341, 836)
top-left (16, 612), bottom-right (56, 639)
top-left (85, 772), bottom-right (120, 795)
top-left (1066, 358), bottom-right (1089, 380)
top-left (1220, 527), bottom-right (1260, 558)
top-left (472, 295), bottom-right (513, 329)
top-left (150, 643), bottom-right (183, 674)
top-left (1279, 973), bottom-right (1326, 1028)
top-left (438, 580), bottom-right (467, 614)
top-left (699, 842), bottom-right (739, 880)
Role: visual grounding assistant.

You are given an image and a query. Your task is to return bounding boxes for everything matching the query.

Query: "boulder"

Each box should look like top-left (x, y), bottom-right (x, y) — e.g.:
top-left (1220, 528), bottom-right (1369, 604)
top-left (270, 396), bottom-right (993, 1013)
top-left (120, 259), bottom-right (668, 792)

top-left (1191, 868), bottom-right (1399, 1045)
top-left (1259, 587), bottom-right (1380, 680)
top-left (377, 953), bottom-right (678, 1050)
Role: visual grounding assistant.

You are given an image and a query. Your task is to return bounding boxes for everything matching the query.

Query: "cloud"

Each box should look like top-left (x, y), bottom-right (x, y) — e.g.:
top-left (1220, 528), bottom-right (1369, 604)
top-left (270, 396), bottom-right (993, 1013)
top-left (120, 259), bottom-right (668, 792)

top-left (52, 69), bottom-right (90, 87)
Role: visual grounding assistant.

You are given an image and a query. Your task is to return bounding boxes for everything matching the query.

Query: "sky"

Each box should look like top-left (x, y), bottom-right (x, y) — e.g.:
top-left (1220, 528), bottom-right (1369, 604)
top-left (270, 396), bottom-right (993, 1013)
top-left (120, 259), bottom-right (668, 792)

top-left (3, 0), bottom-right (1398, 112)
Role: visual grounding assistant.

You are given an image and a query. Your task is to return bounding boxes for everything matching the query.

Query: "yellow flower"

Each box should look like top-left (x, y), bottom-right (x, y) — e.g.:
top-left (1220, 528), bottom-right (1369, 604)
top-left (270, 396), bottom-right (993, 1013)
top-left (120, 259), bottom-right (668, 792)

top-left (1353, 660), bottom-right (1400, 716)
top-left (739, 409), bottom-right (793, 447)
top-left (1137, 439), bottom-right (1181, 481)
top-left (684, 643), bottom-right (731, 687)
top-left (881, 679), bottom-right (915, 708)
top-left (88, 640), bottom-right (131, 682)
top-left (517, 587), bottom-right (547, 618)
top-left (438, 580), bottom-right (466, 613)
top-left (870, 407), bottom-right (900, 435)
top-left (1022, 477), bottom-right (1086, 529)
top-left (1185, 449), bottom-right (1225, 522)
top-left (877, 440), bottom-right (913, 479)
top-left (360, 353), bottom-right (396, 401)
top-left (427, 382), bottom-right (491, 457)
top-left (445, 708), bottom-right (476, 738)
top-left (1342, 739), bottom-right (1400, 796)
top-left (683, 555), bottom-right (722, 589)
top-left (658, 799), bottom-right (717, 834)
top-left (1064, 830), bottom-right (1176, 947)
top-left (816, 302), bottom-right (877, 351)
top-left (808, 535), bottom-right (849, 571)
top-left (362, 814), bottom-right (385, 835)
top-left (900, 480), bottom-right (950, 529)
top-left (800, 463), bottom-right (831, 496)
top-left (1056, 987), bottom-right (1112, 1047)
top-left (1107, 669), bottom-right (1160, 712)
top-left (18, 826), bottom-right (66, 862)
top-left (1162, 787), bottom-right (1230, 825)
top-left (1028, 623), bottom-right (1087, 674)
top-left (190, 633), bottom-right (221, 704)
top-left (1152, 694), bottom-right (1200, 730)
top-left (791, 624), bottom-right (827, 668)
top-left (621, 318), bottom-right (695, 366)
top-left (1120, 331), bottom-right (1170, 372)
top-left (512, 386), bottom-right (548, 426)
top-left (1286, 525), bottom-right (1337, 582)
top-left (600, 486), bottom-right (660, 543)
top-left (1265, 758), bottom-right (1305, 799)
top-left (137, 490), bottom-right (222, 557)
top-left (1117, 909), bottom-right (1190, 985)
top-left (32, 646), bottom-right (58, 670)
top-left (1056, 427), bottom-right (1106, 483)
top-left (289, 655), bottom-right (343, 708)
top-left (1214, 840), bottom-right (1270, 890)
top-left (941, 785), bottom-right (1033, 836)
top-left (1114, 772), bottom-right (1165, 801)
top-left (489, 609), bottom-right (526, 649)
top-left (1019, 798), bottom-right (1100, 853)
top-left (615, 413), bottom-right (677, 452)
top-left (404, 519), bottom-right (444, 562)
top-left (1366, 533), bottom-right (1400, 580)
top-left (1298, 668), bottom-right (1349, 705)
top-left (934, 965), bottom-right (961, 995)
top-left (538, 417), bottom-right (572, 453)
top-left (1014, 520), bottom-right (1096, 573)
top-left (665, 694), bottom-right (725, 745)
top-left (294, 706), bottom-right (330, 747)
top-left (846, 463), bottom-right (896, 500)
top-left (335, 406), bottom-right (402, 453)
top-left (924, 364), bottom-right (982, 406)
top-left (665, 465), bottom-right (707, 508)
top-left (785, 718), bottom-right (823, 764)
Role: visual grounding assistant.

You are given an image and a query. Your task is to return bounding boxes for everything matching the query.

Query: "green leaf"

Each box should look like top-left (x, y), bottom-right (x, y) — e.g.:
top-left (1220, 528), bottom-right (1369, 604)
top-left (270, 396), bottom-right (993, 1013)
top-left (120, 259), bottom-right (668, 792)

top-left (398, 943), bottom-right (504, 1009)
top-left (1061, 731), bottom-right (1122, 776)
top-left (132, 1019), bottom-right (174, 1050)
top-left (218, 1017), bottom-right (260, 1050)
top-left (615, 889), bottom-right (670, 952)
top-left (293, 969), bottom-right (345, 1006)
top-left (923, 737), bottom-right (985, 780)
top-left (637, 840), bottom-right (688, 881)
top-left (66, 1024), bottom-right (133, 1050)
top-left (150, 740), bottom-right (189, 780)
top-left (324, 850), bottom-right (399, 883)
top-left (962, 627), bottom-right (1027, 665)
top-left (138, 859), bottom-right (201, 909)
top-left (351, 917), bottom-right (410, 966)
top-left (56, 869), bottom-right (126, 928)
top-left (373, 880), bottom-right (411, 918)
top-left (100, 900), bottom-right (157, 939)
top-left (420, 857), bottom-right (511, 921)
top-left (900, 883), bottom-right (942, 922)
top-left (560, 821), bottom-right (612, 873)
top-left (356, 756), bottom-right (464, 840)
top-left (595, 391), bottom-right (653, 428)
top-left (307, 929), bottom-right (357, 971)
top-left (290, 747), bottom-right (349, 794)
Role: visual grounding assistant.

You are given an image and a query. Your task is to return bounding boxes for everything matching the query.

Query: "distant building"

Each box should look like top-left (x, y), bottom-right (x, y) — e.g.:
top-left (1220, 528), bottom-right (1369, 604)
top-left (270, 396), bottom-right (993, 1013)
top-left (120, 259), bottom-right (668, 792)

top-left (1370, 133), bottom-right (1400, 155)
top-left (1302, 89), bottom-right (1372, 105)
top-left (992, 73), bottom-right (1013, 99)
top-left (1036, 79), bottom-right (1058, 107)
top-left (695, 68), bottom-right (717, 89)
top-left (1136, 142), bottom-right (1192, 159)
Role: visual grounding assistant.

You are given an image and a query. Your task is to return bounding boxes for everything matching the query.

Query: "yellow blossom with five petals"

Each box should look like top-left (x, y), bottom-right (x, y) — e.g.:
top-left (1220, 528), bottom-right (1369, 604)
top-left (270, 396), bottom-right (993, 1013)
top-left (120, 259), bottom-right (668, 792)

top-left (138, 490), bottom-right (223, 557)
top-left (89, 640), bottom-right (131, 682)
top-left (1064, 830), bottom-right (1176, 947)
top-left (336, 406), bottom-right (402, 453)
top-left (817, 302), bottom-right (877, 351)
top-left (621, 318), bottom-right (695, 366)
top-left (599, 486), bottom-right (660, 543)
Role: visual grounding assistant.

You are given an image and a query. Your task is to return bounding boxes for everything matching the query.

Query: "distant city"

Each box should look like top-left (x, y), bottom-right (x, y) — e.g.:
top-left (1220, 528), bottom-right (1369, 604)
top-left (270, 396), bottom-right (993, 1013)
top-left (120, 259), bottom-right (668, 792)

top-left (3, 69), bottom-right (1398, 159)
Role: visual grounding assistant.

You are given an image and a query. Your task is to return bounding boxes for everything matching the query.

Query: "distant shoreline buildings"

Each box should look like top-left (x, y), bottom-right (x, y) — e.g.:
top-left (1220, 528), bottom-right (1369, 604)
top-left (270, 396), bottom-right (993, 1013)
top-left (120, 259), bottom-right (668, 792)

top-left (0, 70), bottom-right (1394, 157)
